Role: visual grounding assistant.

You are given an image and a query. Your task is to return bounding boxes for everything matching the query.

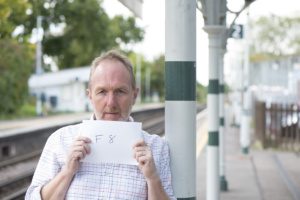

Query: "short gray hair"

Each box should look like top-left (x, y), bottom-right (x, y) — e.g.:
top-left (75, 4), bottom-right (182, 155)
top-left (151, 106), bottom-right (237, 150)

top-left (89, 50), bottom-right (136, 89)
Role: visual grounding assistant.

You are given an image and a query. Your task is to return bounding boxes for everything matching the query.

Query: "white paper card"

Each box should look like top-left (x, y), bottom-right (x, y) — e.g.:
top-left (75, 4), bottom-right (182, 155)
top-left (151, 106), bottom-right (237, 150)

top-left (80, 120), bottom-right (142, 165)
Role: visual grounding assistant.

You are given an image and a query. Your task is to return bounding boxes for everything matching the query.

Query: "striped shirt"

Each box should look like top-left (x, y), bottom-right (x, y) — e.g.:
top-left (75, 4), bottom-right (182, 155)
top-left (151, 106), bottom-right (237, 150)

top-left (25, 120), bottom-right (175, 199)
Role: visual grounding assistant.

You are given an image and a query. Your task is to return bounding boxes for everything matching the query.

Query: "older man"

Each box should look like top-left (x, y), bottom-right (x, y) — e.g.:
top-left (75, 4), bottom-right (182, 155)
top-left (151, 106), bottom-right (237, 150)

top-left (26, 50), bottom-right (175, 199)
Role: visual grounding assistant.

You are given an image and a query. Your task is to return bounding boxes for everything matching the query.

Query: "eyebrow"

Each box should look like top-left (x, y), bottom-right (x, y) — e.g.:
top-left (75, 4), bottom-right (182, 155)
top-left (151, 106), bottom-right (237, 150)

top-left (93, 85), bottom-right (130, 92)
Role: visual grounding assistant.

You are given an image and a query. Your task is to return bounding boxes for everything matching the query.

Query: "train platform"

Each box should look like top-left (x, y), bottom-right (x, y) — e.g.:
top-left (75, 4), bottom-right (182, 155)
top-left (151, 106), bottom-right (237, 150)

top-left (196, 108), bottom-right (300, 200)
top-left (0, 103), bottom-right (163, 136)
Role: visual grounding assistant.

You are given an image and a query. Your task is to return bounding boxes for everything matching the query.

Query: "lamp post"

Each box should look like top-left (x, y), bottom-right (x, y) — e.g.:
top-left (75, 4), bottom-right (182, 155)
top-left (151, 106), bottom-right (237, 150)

top-left (219, 30), bottom-right (228, 191)
top-left (35, 16), bottom-right (43, 116)
top-left (240, 9), bottom-right (251, 154)
top-left (136, 54), bottom-right (142, 103)
top-left (227, 1), bottom-right (255, 154)
top-left (145, 67), bottom-right (151, 102)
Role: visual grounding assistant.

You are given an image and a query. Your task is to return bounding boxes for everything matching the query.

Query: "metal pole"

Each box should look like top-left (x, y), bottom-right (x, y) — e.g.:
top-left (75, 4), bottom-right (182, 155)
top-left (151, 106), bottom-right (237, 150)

top-left (240, 9), bottom-right (251, 154)
top-left (219, 0), bottom-right (228, 190)
top-left (165, 0), bottom-right (196, 199)
top-left (201, 0), bottom-right (226, 199)
top-left (35, 16), bottom-right (43, 116)
top-left (136, 54), bottom-right (142, 103)
top-left (36, 16), bottom-right (43, 75)
top-left (219, 31), bottom-right (228, 191)
top-left (145, 67), bottom-right (151, 102)
top-left (204, 25), bottom-right (223, 200)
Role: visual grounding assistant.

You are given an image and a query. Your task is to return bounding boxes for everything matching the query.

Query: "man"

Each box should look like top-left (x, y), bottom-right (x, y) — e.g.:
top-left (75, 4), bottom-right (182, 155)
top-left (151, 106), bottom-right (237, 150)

top-left (26, 50), bottom-right (175, 199)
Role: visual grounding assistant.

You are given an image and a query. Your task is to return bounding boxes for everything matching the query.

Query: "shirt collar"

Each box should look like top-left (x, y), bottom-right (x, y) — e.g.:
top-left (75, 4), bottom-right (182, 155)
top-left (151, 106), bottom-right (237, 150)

top-left (90, 114), bottom-right (134, 122)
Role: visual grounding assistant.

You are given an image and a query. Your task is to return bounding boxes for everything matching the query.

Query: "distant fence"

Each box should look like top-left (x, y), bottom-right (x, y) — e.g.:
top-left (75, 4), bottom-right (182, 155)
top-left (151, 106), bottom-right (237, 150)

top-left (255, 101), bottom-right (300, 152)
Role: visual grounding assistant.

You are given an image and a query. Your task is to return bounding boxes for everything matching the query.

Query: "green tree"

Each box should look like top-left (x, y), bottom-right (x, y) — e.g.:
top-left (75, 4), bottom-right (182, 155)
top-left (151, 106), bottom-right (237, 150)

top-left (0, 0), bottom-right (30, 39)
top-left (0, 0), bottom-right (143, 115)
top-left (27, 0), bottom-right (144, 69)
top-left (0, 0), bottom-right (34, 116)
top-left (128, 53), bottom-right (207, 104)
top-left (0, 39), bottom-right (34, 115)
top-left (249, 14), bottom-right (300, 61)
top-left (150, 55), bottom-right (165, 101)
top-left (196, 82), bottom-right (207, 104)
top-left (127, 53), bottom-right (165, 102)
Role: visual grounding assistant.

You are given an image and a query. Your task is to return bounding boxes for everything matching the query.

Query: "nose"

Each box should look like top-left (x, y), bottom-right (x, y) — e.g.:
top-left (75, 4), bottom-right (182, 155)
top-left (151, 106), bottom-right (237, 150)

top-left (106, 92), bottom-right (117, 107)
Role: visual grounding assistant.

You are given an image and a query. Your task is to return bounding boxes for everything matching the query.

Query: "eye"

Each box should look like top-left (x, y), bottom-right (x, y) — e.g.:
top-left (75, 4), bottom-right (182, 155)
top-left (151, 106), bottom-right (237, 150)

top-left (96, 89), bottom-right (106, 95)
top-left (115, 89), bottom-right (127, 95)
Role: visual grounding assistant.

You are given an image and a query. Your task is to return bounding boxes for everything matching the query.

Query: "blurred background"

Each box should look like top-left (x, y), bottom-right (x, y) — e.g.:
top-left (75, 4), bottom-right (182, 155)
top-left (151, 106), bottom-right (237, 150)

top-left (0, 0), bottom-right (299, 121)
top-left (0, 1), bottom-right (300, 199)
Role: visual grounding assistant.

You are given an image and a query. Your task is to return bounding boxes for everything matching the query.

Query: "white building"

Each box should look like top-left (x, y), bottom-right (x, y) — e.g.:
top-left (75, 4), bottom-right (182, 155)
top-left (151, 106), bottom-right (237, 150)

top-left (28, 67), bottom-right (92, 113)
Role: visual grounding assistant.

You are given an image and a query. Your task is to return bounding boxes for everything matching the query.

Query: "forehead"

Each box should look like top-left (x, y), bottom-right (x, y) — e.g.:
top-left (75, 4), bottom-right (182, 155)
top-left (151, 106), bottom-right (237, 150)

top-left (90, 59), bottom-right (131, 88)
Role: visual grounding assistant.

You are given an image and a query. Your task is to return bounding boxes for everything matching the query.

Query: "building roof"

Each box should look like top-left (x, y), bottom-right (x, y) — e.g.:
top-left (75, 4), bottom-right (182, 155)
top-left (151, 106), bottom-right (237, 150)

top-left (29, 66), bottom-right (90, 89)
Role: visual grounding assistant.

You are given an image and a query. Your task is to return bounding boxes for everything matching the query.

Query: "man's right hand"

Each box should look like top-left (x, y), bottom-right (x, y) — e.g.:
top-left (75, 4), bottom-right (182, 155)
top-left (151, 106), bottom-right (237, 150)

top-left (65, 136), bottom-right (91, 176)
top-left (41, 136), bottom-right (91, 199)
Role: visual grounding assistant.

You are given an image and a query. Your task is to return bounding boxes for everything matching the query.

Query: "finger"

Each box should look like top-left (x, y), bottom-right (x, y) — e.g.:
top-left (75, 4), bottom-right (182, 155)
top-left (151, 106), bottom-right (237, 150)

top-left (85, 144), bottom-right (91, 154)
top-left (135, 148), bottom-right (152, 160)
top-left (72, 141), bottom-right (92, 155)
top-left (71, 151), bottom-right (84, 161)
top-left (134, 150), bottom-right (145, 158)
top-left (75, 136), bottom-right (92, 143)
top-left (133, 139), bottom-right (146, 148)
top-left (75, 139), bottom-right (91, 147)
top-left (137, 155), bottom-right (148, 165)
top-left (134, 146), bottom-right (151, 156)
top-left (72, 145), bottom-right (87, 155)
top-left (134, 150), bottom-right (144, 159)
top-left (73, 141), bottom-right (91, 154)
top-left (133, 146), bottom-right (146, 152)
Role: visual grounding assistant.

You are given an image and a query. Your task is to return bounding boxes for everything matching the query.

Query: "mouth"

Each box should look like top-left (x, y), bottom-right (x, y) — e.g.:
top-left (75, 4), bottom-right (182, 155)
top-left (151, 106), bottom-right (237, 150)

top-left (103, 112), bottom-right (120, 120)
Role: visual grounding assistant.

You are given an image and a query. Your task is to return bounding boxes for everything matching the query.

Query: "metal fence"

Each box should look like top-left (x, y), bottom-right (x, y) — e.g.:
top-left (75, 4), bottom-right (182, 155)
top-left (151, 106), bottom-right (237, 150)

top-left (255, 101), bottom-right (300, 152)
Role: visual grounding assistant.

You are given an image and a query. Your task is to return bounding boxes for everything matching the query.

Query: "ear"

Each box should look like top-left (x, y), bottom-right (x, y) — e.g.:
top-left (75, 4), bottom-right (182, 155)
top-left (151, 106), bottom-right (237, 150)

top-left (86, 88), bottom-right (92, 101)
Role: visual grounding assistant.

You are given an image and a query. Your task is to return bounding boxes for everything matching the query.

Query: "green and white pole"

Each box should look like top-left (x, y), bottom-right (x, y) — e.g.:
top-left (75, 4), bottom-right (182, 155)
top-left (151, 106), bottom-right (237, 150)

top-left (165, 0), bottom-right (196, 199)
top-left (219, 30), bottom-right (228, 191)
top-left (204, 25), bottom-right (223, 200)
top-left (240, 9), bottom-right (251, 154)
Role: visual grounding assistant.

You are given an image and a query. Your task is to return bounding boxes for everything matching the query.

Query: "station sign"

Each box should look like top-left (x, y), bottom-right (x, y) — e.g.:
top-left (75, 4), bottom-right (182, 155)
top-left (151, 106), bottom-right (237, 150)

top-left (229, 24), bottom-right (244, 39)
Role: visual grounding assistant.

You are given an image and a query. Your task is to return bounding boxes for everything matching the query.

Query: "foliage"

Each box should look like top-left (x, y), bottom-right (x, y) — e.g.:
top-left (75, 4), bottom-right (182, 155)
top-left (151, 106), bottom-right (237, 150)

top-left (224, 82), bottom-right (231, 94)
top-left (0, 39), bottom-right (34, 115)
top-left (149, 55), bottom-right (165, 101)
top-left (0, 0), bottom-right (144, 117)
top-left (196, 82), bottom-right (207, 104)
top-left (127, 53), bottom-right (165, 102)
top-left (26, 0), bottom-right (144, 69)
top-left (0, 0), bottom-right (30, 39)
top-left (128, 53), bottom-right (206, 103)
top-left (249, 14), bottom-right (300, 61)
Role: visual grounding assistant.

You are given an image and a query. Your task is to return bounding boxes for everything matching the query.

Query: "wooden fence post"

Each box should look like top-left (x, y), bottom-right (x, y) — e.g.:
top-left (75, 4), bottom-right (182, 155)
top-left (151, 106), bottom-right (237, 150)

top-left (255, 101), bottom-right (266, 148)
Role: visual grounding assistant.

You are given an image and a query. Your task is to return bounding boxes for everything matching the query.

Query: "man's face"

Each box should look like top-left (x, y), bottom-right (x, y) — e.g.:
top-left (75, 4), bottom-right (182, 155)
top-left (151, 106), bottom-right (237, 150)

top-left (87, 59), bottom-right (138, 121)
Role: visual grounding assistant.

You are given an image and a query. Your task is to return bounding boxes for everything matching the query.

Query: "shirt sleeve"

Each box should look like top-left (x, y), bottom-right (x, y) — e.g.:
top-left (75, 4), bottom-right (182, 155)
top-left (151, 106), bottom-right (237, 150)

top-left (25, 130), bottom-right (62, 200)
top-left (157, 139), bottom-right (176, 200)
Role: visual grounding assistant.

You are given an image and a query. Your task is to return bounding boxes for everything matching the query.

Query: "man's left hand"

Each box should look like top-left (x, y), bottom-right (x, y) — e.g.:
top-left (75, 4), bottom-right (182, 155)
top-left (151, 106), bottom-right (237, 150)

top-left (133, 139), bottom-right (159, 181)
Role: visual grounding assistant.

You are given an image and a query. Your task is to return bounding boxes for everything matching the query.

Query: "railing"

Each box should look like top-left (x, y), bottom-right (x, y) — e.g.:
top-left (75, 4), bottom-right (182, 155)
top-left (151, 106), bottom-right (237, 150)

top-left (255, 101), bottom-right (300, 152)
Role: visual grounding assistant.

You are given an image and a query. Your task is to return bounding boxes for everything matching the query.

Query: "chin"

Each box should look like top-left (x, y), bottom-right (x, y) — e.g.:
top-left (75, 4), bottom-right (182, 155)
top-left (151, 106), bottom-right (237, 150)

top-left (97, 113), bottom-right (128, 121)
top-left (103, 115), bottom-right (123, 121)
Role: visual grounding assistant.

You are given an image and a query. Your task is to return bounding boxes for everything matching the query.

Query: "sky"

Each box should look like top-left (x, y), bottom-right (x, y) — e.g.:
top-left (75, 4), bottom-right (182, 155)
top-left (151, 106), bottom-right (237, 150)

top-left (103, 0), bottom-right (300, 86)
